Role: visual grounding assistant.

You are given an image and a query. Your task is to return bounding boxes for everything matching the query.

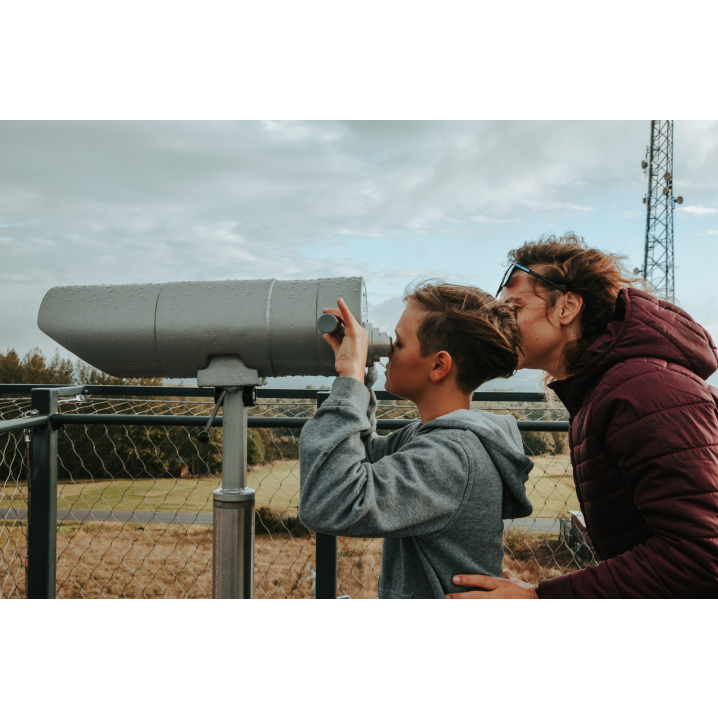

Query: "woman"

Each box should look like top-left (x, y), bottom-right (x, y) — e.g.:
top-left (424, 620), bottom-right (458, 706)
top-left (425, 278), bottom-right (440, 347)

top-left (447, 234), bottom-right (718, 598)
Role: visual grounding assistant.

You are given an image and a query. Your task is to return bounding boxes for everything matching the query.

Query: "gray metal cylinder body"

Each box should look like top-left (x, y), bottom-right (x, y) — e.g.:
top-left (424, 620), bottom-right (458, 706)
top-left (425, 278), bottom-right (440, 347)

top-left (37, 277), bottom-right (374, 378)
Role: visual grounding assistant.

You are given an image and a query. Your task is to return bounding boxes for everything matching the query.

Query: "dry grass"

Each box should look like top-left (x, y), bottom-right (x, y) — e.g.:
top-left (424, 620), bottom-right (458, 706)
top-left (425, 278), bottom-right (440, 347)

top-left (0, 522), bottom-right (27, 599)
top-left (337, 537), bottom-right (383, 598)
top-left (503, 529), bottom-right (588, 584)
top-left (1, 521), bottom-right (383, 599)
top-left (2, 522), bottom-right (585, 599)
top-left (54, 522), bottom-right (213, 599)
top-left (254, 535), bottom-right (383, 599)
top-left (53, 522), bottom-right (319, 599)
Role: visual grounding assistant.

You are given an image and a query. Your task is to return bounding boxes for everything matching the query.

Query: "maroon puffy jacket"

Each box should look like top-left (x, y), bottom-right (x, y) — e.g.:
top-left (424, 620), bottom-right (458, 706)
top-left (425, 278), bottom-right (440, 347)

top-left (536, 288), bottom-right (718, 598)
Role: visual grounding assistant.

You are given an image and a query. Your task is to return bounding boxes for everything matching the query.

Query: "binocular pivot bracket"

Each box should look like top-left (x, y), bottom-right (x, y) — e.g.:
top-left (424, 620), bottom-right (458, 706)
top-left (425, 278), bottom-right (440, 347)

top-left (196, 356), bottom-right (266, 444)
top-left (197, 355), bottom-right (267, 391)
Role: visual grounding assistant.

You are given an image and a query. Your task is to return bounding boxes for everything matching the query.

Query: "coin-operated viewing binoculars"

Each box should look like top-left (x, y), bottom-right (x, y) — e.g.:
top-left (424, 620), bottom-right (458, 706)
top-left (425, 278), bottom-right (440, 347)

top-left (38, 277), bottom-right (392, 599)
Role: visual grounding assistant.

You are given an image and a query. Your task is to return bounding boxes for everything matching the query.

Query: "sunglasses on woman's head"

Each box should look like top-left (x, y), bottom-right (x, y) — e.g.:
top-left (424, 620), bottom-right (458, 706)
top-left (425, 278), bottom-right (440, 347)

top-left (496, 262), bottom-right (566, 298)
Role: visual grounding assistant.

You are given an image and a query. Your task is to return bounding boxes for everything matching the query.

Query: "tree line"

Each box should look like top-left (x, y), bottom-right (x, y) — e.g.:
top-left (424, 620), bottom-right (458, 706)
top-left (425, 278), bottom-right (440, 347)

top-left (0, 348), bottom-right (270, 481)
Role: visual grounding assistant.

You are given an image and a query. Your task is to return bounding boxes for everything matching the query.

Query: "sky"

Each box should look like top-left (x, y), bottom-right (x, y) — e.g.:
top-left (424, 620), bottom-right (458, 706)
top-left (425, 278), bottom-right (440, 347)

top-left (1, 120), bottom-right (716, 389)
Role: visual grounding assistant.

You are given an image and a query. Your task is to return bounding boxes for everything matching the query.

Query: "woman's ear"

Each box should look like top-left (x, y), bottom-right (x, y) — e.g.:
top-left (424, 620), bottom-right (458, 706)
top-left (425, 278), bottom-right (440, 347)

top-left (430, 351), bottom-right (453, 383)
top-left (558, 292), bottom-right (583, 326)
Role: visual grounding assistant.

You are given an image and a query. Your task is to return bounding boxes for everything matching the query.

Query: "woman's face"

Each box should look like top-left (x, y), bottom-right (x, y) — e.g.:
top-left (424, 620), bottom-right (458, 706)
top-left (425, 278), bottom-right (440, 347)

top-left (499, 270), bottom-right (568, 375)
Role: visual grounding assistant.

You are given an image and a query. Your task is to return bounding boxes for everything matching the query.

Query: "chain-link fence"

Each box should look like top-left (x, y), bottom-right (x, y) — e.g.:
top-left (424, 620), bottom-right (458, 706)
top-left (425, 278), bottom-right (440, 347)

top-left (0, 388), bottom-right (594, 599)
top-left (0, 397), bottom-right (31, 598)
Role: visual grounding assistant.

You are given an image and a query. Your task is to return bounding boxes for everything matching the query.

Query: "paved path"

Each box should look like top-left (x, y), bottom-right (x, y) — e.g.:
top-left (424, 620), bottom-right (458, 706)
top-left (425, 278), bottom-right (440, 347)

top-left (504, 518), bottom-right (562, 532)
top-left (1, 508), bottom-right (562, 532)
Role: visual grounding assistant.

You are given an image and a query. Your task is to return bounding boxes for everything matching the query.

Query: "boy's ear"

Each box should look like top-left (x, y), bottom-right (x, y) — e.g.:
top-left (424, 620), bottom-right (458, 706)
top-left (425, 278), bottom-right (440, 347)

top-left (430, 351), bottom-right (453, 384)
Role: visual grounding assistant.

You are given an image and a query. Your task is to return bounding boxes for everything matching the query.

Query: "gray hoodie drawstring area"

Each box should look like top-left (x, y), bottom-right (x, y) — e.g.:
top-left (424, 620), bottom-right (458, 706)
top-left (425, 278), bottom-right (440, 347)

top-left (299, 370), bottom-right (534, 599)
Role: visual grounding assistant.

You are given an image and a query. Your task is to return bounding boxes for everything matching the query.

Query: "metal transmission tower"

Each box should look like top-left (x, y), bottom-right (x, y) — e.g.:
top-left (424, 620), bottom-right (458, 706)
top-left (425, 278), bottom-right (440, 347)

top-left (640, 121), bottom-right (683, 301)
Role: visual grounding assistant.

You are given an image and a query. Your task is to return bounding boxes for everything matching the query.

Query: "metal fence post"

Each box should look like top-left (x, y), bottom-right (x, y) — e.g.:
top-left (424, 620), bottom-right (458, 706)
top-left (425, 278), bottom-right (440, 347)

top-left (314, 390), bottom-right (337, 599)
top-left (27, 388), bottom-right (58, 599)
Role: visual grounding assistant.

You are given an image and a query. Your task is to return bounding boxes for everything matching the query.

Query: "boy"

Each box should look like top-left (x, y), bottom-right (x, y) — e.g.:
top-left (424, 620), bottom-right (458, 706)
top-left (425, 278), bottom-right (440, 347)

top-left (299, 282), bottom-right (533, 598)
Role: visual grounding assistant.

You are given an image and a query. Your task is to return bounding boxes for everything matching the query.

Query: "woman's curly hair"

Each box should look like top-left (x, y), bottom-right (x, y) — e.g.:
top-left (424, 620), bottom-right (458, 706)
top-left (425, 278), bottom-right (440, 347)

top-left (404, 281), bottom-right (522, 394)
top-left (507, 233), bottom-right (641, 377)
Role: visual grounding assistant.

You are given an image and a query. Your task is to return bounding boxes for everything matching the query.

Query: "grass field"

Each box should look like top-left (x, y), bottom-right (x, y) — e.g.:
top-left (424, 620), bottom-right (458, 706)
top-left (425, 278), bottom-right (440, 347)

top-left (0, 461), bottom-right (303, 515)
top-left (1, 522), bottom-right (583, 599)
top-left (1, 456), bottom-right (577, 519)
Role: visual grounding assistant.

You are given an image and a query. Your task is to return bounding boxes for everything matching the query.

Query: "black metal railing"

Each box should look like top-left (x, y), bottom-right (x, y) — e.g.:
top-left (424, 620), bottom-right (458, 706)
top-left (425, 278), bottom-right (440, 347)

top-left (0, 383), bottom-right (574, 599)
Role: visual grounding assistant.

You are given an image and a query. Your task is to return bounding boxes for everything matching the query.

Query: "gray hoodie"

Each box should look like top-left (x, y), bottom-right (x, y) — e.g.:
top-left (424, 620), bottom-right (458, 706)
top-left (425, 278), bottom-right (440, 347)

top-left (299, 374), bottom-right (534, 599)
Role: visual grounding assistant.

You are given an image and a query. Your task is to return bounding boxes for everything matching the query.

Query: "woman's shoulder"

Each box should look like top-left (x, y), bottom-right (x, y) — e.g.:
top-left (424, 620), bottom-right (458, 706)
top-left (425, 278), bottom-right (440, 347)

top-left (589, 356), bottom-right (717, 421)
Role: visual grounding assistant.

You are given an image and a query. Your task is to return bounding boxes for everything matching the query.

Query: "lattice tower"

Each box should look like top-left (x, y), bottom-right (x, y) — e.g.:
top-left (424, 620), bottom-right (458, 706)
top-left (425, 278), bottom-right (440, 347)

top-left (642, 120), bottom-right (681, 302)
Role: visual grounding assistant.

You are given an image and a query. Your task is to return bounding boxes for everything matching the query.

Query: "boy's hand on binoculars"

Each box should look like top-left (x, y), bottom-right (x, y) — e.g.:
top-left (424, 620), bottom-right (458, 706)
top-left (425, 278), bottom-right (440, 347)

top-left (322, 298), bottom-right (368, 383)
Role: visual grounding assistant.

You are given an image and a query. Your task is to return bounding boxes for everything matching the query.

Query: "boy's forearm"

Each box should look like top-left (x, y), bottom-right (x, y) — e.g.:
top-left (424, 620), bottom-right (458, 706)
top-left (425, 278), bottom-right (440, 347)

top-left (299, 377), bottom-right (373, 532)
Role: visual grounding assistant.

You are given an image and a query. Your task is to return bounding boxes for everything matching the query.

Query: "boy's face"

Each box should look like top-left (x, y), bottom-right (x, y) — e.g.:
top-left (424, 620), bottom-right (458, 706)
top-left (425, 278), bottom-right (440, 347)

top-left (384, 303), bottom-right (436, 401)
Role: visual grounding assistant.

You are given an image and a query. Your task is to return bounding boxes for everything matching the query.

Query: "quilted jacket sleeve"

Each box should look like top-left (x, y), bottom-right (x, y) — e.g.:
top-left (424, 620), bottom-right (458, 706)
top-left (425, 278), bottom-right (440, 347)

top-left (538, 365), bottom-right (718, 598)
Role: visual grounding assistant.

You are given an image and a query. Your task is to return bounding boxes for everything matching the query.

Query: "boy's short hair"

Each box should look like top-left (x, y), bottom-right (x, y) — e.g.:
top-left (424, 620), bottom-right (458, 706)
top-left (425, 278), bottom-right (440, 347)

top-left (404, 281), bottom-right (521, 394)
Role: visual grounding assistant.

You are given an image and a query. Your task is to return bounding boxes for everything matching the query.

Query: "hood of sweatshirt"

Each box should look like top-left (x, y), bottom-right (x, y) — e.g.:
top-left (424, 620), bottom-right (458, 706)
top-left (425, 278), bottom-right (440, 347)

top-left (418, 409), bottom-right (534, 520)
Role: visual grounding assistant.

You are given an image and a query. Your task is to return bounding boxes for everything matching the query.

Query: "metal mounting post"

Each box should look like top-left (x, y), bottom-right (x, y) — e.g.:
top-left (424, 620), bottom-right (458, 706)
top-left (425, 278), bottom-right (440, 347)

top-left (212, 388), bottom-right (256, 599)
top-left (198, 357), bottom-right (265, 600)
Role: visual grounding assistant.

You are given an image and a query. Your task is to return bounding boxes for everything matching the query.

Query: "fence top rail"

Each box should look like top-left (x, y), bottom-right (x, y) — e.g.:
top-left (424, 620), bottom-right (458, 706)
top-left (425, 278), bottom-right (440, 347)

top-left (48, 412), bottom-right (569, 432)
top-left (0, 414), bottom-right (49, 435)
top-left (0, 384), bottom-right (549, 404)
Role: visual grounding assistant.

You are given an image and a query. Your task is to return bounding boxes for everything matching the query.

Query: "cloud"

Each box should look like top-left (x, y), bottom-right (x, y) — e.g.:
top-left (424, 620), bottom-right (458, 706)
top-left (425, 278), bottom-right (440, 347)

top-left (0, 121), bottom-right (641, 258)
top-left (363, 269), bottom-right (433, 280)
top-left (520, 199), bottom-right (593, 212)
top-left (337, 229), bottom-right (390, 239)
top-left (677, 205), bottom-right (718, 215)
top-left (471, 215), bottom-right (520, 224)
top-left (368, 295), bottom-right (405, 332)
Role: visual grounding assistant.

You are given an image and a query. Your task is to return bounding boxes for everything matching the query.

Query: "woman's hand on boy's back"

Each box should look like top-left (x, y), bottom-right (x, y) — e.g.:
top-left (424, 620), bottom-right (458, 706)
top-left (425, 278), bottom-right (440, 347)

top-left (445, 571), bottom-right (538, 599)
top-left (322, 298), bottom-right (369, 383)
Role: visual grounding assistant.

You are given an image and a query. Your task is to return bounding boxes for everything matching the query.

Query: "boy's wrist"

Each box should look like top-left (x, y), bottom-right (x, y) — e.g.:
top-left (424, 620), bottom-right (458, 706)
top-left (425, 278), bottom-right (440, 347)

top-left (338, 369), bottom-right (366, 383)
